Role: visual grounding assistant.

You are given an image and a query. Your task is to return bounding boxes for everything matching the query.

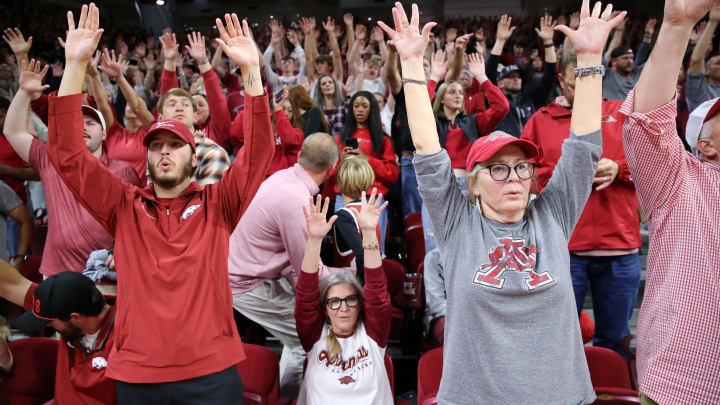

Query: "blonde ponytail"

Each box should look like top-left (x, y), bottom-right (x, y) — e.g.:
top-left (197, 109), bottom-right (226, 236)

top-left (326, 327), bottom-right (343, 361)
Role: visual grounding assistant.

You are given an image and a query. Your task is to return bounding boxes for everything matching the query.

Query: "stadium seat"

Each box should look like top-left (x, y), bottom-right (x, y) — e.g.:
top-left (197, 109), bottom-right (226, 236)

top-left (403, 214), bottom-right (425, 275)
top-left (584, 346), bottom-right (639, 403)
top-left (417, 347), bottom-right (443, 405)
top-left (404, 212), bottom-right (421, 229)
top-left (236, 344), bottom-right (280, 405)
top-left (0, 337), bottom-right (58, 405)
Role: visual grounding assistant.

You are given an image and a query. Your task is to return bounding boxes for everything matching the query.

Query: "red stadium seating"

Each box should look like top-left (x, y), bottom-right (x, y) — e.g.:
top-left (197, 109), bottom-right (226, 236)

top-left (403, 214), bottom-right (425, 276)
top-left (236, 344), bottom-right (280, 405)
top-left (417, 347), bottom-right (442, 405)
top-left (0, 337), bottom-right (58, 405)
top-left (584, 346), bottom-right (640, 404)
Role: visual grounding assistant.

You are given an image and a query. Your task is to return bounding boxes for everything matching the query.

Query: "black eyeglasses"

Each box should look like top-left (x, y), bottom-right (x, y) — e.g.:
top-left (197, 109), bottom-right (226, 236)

top-left (325, 295), bottom-right (360, 310)
top-left (481, 162), bottom-right (536, 181)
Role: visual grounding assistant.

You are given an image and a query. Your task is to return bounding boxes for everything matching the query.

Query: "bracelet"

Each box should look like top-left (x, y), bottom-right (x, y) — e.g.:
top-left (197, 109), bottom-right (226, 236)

top-left (402, 78), bottom-right (428, 86)
top-left (574, 64), bottom-right (606, 78)
top-left (544, 42), bottom-right (554, 48)
top-left (197, 58), bottom-right (209, 65)
top-left (362, 241), bottom-right (380, 250)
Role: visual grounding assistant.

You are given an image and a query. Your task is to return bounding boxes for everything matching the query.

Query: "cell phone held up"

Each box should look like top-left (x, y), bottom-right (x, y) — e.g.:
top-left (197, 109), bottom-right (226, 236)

top-left (346, 138), bottom-right (359, 149)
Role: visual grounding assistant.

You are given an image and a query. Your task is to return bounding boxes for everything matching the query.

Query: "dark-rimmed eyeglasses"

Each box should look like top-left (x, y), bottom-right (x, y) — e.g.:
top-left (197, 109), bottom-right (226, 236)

top-left (325, 295), bottom-right (360, 310)
top-left (480, 162), bottom-right (536, 181)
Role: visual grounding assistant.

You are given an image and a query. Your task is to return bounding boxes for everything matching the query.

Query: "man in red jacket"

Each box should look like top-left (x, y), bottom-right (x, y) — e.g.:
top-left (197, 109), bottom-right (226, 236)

top-left (521, 56), bottom-right (641, 358)
top-left (46, 5), bottom-right (274, 403)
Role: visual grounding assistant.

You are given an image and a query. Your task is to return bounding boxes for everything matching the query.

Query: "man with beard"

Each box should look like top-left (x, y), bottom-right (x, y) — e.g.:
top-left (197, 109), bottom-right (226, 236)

top-left (686, 3), bottom-right (720, 111)
top-left (486, 15), bottom-right (558, 137)
top-left (0, 259), bottom-right (117, 404)
top-left (45, 5), bottom-right (274, 402)
top-left (601, 17), bottom-right (655, 101)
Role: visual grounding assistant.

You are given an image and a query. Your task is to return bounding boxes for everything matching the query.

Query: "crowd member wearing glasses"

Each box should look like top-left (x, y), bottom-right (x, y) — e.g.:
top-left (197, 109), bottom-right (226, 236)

top-left (379, 1), bottom-right (622, 402)
top-left (522, 50), bottom-right (641, 359)
top-left (295, 191), bottom-right (392, 405)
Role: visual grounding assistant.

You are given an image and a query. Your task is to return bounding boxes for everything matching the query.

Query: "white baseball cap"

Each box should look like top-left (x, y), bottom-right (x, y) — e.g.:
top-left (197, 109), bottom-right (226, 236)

top-left (81, 104), bottom-right (107, 132)
top-left (686, 97), bottom-right (720, 156)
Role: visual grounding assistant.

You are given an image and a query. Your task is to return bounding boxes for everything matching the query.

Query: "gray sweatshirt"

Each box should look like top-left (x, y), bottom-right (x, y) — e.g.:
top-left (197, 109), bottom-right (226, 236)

top-left (414, 131), bottom-right (601, 404)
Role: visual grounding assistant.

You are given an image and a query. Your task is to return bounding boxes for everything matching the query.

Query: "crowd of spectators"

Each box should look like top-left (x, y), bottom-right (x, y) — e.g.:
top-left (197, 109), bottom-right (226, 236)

top-left (0, 0), bottom-right (716, 404)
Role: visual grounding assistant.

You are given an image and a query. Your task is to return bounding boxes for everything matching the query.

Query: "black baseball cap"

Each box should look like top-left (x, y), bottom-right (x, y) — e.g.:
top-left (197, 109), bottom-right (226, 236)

top-left (16, 272), bottom-right (101, 333)
top-left (498, 64), bottom-right (521, 81)
top-left (610, 46), bottom-right (633, 59)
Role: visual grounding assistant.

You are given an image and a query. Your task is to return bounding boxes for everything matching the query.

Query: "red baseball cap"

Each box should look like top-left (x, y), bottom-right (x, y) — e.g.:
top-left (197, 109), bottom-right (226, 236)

top-left (465, 131), bottom-right (539, 172)
top-left (143, 120), bottom-right (196, 152)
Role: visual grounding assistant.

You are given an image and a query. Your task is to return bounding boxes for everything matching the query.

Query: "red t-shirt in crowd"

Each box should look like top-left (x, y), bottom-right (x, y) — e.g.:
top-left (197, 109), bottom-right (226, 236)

top-left (23, 284), bottom-right (117, 405)
top-left (0, 134), bottom-right (30, 204)
top-left (30, 139), bottom-right (141, 275)
top-left (444, 126), bottom-right (472, 169)
top-left (105, 121), bottom-right (148, 184)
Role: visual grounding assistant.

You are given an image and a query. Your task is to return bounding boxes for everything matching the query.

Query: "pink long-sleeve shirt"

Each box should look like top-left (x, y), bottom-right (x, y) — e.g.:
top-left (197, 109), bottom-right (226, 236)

top-left (228, 163), bottom-right (338, 294)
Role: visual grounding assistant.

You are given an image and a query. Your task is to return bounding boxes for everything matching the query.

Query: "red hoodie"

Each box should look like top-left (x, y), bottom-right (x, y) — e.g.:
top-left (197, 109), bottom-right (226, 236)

top-left (521, 99), bottom-right (641, 251)
top-left (45, 92), bottom-right (275, 383)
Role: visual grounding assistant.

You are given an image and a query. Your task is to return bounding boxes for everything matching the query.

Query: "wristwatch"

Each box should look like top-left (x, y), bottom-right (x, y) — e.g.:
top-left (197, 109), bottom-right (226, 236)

top-left (574, 65), bottom-right (606, 78)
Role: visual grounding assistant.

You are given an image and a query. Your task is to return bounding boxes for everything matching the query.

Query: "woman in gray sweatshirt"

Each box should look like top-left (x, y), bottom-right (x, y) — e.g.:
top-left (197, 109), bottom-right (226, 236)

top-left (378, 1), bottom-right (626, 403)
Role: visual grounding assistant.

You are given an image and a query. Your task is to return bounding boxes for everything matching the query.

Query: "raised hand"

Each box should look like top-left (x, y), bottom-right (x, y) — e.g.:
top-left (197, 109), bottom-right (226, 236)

top-left (344, 13), bottom-right (354, 27)
top-left (569, 11), bottom-right (581, 30)
top-left (2, 28), bottom-right (32, 55)
top-left (466, 52), bottom-right (487, 81)
top-left (430, 49), bottom-right (447, 80)
top-left (300, 17), bottom-right (314, 35)
top-left (609, 10), bottom-right (626, 31)
top-left (287, 30), bottom-right (300, 47)
top-left (322, 17), bottom-right (336, 33)
top-left (159, 32), bottom-right (178, 61)
top-left (99, 49), bottom-right (128, 78)
top-left (455, 33), bottom-right (472, 51)
top-left (52, 61), bottom-right (64, 77)
top-left (19, 59), bottom-right (50, 95)
top-left (355, 24), bottom-right (367, 40)
top-left (185, 32), bottom-right (207, 62)
top-left (645, 18), bottom-right (658, 37)
top-left (370, 26), bottom-right (385, 43)
top-left (86, 50), bottom-right (101, 76)
top-left (554, 0), bottom-right (626, 56)
top-left (303, 195), bottom-right (337, 240)
top-left (496, 15), bottom-right (516, 42)
top-left (377, 2), bottom-right (437, 61)
top-left (64, 3), bottom-right (104, 63)
top-left (663, 0), bottom-right (716, 28)
top-left (348, 189), bottom-right (389, 232)
top-left (215, 14), bottom-right (260, 70)
top-left (536, 15), bottom-right (557, 42)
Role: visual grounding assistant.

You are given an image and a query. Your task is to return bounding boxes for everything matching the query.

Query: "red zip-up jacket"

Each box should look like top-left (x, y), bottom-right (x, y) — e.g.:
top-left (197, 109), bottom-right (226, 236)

top-left (161, 69), bottom-right (233, 152)
top-left (332, 130), bottom-right (400, 196)
top-left (46, 92), bottom-right (275, 383)
top-left (521, 99), bottom-right (641, 251)
top-left (230, 109), bottom-right (303, 179)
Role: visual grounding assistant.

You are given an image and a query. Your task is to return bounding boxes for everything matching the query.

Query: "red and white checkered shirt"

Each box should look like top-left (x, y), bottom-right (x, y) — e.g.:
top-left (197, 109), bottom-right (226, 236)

top-left (620, 90), bottom-right (720, 404)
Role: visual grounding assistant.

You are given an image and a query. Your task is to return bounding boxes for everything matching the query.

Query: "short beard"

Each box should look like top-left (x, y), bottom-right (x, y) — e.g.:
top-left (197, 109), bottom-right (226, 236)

top-left (148, 158), bottom-right (194, 189)
top-left (59, 323), bottom-right (84, 341)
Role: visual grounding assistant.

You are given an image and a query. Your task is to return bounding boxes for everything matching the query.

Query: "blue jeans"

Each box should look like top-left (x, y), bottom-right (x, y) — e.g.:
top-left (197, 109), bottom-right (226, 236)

top-left (421, 176), bottom-right (468, 253)
top-left (400, 155), bottom-right (423, 218)
top-left (570, 253), bottom-right (642, 358)
top-left (335, 194), bottom-right (387, 254)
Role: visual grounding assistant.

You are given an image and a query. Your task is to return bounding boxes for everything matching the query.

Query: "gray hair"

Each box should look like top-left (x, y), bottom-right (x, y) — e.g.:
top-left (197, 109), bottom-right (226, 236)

top-left (319, 271), bottom-right (364, 304)
top-left (298, 132), bottom-right (339, 172)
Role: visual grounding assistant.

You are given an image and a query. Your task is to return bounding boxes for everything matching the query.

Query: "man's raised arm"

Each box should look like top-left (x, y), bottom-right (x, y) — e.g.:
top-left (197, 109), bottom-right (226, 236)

top-left (3, 60), bottom-right (48, 163)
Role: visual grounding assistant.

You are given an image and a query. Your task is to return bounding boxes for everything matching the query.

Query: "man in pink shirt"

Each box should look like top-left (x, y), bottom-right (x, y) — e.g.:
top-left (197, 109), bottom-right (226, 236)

top-left (619, 1), bottom-right (720, 403)
top-left (3, 59), bottom-right (141, 277)
top-left (228, 132), bottom-right (341, 397)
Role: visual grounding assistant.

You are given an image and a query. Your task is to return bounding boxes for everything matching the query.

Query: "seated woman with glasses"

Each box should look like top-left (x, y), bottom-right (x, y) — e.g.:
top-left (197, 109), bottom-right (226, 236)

top-left (294, 191), bottom-right (392, 405)
top-left (376, 1), bottom-right (623, 403)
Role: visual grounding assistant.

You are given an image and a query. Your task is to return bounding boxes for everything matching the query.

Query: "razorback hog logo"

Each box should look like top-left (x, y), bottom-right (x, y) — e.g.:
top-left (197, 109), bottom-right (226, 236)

top-left (473, 237), bottom-right (554, 290)
top-left (318, 346), bottom-right (369, 371)
top-left (338, 375), bottom-right (356, 385)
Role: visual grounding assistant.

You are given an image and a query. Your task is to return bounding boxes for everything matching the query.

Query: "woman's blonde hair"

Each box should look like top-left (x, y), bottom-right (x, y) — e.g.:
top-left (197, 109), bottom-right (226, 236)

top-left (336, 157), bottom-right (375, 201)
top-left (432, 80), bottom-right (466, 118)
top-left (319, 272), bottom-right (364, 361)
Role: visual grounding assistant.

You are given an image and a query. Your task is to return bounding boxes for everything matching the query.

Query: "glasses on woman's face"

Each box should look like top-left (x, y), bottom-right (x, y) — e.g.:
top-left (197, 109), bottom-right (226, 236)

top-left (481, 162), bottom-right (536, 181)
top-left (325, 295), bottom-right (360, 310)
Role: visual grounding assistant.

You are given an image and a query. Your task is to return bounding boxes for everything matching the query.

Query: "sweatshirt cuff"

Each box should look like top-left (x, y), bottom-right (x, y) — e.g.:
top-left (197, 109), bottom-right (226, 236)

top-left (49, 93), bottom-right (83, 115)
top-left (246, 93), bottom-right (270, 115)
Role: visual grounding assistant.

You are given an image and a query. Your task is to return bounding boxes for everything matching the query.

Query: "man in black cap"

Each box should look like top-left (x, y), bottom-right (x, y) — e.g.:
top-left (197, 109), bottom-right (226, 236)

top-left (601, 18), bottom-right (655, 100)
top-left (0, 259), bottom-right (117, 404)
top-left (485, 15), bottom-right (558, 137)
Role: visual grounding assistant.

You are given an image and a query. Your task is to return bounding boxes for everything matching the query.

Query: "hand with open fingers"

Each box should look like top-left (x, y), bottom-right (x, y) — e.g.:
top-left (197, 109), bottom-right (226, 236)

top-left (19, 59), bottom-right (50, 95)
top-left (52, 61), bottom-right (64, 77)
top-left (2, 28), bottom-right (32, 55)
top-left (593, 158), bottom-right (619, 190)
top-left (496, 15), bottom-right (516, 42)
top-left (466, 53), bottom-right (487, 81)
top-left (377, 2), bottom-right (437, 62)
top-left (322, 17), bottom-right (336, 33)
top-left (344, 13), bottom-right (354, 27)
top-left (663, 0), bottom-right (717, 28)
top-left (64, 3), bottom-right (104, 63)
top-left (86, 50), bottom-right (101, 76)
top-left (609, 10), bottom-right (626, 31)
top-left (303, 195), bottom-right (337, 240)
top-left (300, 17), bottom-right (314, 35)
top-left (430, 50), bottom-right (447, 79)
top-left (356, 24), bottom-right (367, 40)
top-left (99, 49), bottom-right (128, 78)
top-left (215, 14), bottom-right (260, 70)
top-left (348, 189), bottom-right (389, 232)
top-left (554, 0), bottom-right (626, 56)
top-left (159, 32), bottom-right (178, 61)
top-left (371, 26), bottom-right (385, 43)
top-left (185, 32), bottom-right (207, 62)
top-left (536, 15), bottom-right (557, 41)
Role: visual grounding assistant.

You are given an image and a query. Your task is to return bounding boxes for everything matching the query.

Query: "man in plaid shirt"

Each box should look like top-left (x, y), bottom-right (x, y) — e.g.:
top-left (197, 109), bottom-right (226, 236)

top-left (619, 1), bottom-right (720, 404)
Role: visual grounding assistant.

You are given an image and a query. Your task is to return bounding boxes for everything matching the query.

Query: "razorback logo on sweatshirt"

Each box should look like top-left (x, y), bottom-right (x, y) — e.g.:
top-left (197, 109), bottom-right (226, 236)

top-left (338, 375), bottom-right (356, 385)
top-left (473, 237), bottom-right (554, 290)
